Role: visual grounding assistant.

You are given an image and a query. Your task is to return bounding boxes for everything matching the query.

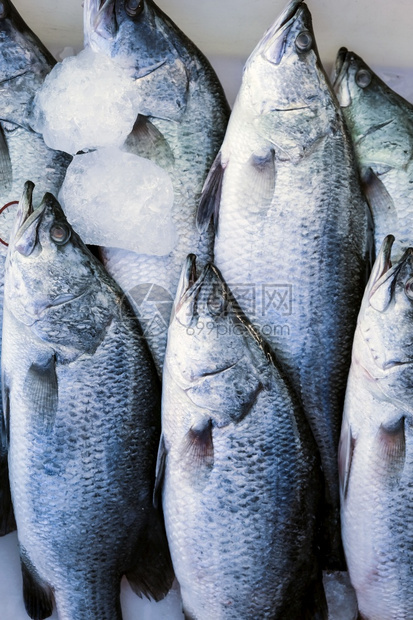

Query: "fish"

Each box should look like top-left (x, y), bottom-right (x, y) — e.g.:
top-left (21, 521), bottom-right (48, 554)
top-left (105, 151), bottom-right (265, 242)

top-left (1, 182), bottom-right (174, 620)
top-left (197, 0), bottom-right (371, 569)
top-left (158, 254), bottom-right (327, 619)
top-left (83, 0), bottom-right (230, 375)
top-left (333, 48), bottom-right (413, 263)
top-left (339, 235), bottom-right (413, 619)
top-left (0, 0), bottom-right (71, 538)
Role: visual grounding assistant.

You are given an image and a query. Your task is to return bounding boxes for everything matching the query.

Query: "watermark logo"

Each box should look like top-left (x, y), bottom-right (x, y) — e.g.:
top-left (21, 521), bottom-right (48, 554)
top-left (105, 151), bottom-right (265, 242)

top-left (127, 283), bottom-right (174, 337)
top-left (262, 284), bottom-right (292, 317)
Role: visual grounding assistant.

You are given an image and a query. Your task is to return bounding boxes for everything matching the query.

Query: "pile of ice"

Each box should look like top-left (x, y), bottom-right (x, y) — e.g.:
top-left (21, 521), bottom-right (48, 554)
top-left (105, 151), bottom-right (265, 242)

top-left (32, 47), bottom-right (142, 154)
top-left (59, 148), bottom-right (176, 256)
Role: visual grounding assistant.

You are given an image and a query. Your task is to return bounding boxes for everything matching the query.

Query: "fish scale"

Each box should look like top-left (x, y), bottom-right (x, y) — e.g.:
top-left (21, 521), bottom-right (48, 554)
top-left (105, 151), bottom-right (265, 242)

top-left (199, 0), bottom-right (370, 568)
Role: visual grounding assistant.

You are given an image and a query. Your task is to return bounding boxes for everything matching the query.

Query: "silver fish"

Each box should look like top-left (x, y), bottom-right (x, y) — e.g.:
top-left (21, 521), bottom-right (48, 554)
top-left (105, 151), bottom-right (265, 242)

top-left (83, 0), bottom-right (230, 375)
top-left (197, 0), bottom-right (370, 568)
top-left (339, 235), bottom-right (413, 619)
top-left (334, 48), bottom-right (413, 263)
top-left (0, 0), bottom-right (71, 538)
top-left (158, 254), bottom-right (327, 619)
top-left (2, 182), bottom-right (173, 620)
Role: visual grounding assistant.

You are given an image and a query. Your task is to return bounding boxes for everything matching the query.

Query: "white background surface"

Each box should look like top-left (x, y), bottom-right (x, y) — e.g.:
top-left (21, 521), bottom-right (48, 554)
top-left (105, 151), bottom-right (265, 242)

top-left (1, 1), bottom-right (413, 619)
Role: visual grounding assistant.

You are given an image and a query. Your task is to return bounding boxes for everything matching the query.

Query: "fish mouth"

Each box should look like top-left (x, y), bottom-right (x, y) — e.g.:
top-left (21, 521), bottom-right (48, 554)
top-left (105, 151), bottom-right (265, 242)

top-left (0, 69), bottom-right (30, 87)
top-left (252, 0), bottom-right (305, 66)
top-left (85, 0), bottom-right (117, 41)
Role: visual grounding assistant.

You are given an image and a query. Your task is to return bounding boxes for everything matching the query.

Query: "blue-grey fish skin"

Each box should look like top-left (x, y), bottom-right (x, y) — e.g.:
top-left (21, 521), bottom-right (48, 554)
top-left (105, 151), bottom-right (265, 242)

top-left (0, 0), bottom-right (71, 538)
top-left (340, 236), bottom-right (413, 619)
top-left (83, 0), bottom-right (230, 375)
top-left (198, 0), bottom-right (370, 568)
top-left (160, 255), bottom-right (327, 619)
top-left (334, 48), bottom-right (413, 263)
top-left (2, 184), bottom-right (173, 620)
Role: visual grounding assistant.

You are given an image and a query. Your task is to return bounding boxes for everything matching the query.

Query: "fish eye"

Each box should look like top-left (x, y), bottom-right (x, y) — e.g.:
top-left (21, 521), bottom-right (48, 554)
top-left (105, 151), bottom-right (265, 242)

top-left (295, 31), bottom-right (312, 53)
top-left (0, 2), bottom-right (7, 19)
top-left (50, 223), bottom-right (71, 246)
top-left (355, 69), bottom-right (372, 89)
top-left (405, 277), bottom-right (413, 300)
top-left (125, 0), bottom-right (144, 17)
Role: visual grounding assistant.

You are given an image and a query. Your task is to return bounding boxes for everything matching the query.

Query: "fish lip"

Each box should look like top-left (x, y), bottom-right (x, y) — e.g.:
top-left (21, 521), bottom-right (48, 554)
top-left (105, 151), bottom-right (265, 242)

top-left (332, 47), bottom-right (349, 86)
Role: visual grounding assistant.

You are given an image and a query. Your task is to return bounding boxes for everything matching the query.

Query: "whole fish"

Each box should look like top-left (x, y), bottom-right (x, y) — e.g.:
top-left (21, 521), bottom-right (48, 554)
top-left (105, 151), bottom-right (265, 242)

top-left (83, 0), bottom-right (230, 374)
top-left (2, 182), bottom-right (173, 620)
top-left (159, 254), bottom-right (327, 619)
top-left (339, 235), bottom-right (413, 619)
top-left (197, 0), bottom-right (370, 568)
top-left (0, 0), bottom-right (71, 538)
top-left (334, 48), bottom-right (413, 262)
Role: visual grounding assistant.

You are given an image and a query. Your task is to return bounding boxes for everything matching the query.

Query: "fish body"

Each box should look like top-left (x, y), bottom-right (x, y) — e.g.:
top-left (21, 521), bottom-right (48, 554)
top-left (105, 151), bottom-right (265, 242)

top-left (2, 184), bottom-right (173, 620)
top-left (159, 255), bottom-right (327, 619)
top-left (334, 48), bottom-right (413, 262)
top-left (0, 0), bottom-right (71, 538)
top-left (339, 236), bottom-right (413, 619)
top-left (83, 0), bottom-right (230, 374)
top-left (197, 0), bottom-right (370, 568)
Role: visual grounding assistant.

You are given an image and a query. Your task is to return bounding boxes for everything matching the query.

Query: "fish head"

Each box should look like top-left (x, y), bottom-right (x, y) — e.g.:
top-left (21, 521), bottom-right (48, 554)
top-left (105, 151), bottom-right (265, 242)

top-left (167, 255), bottom-right (265, 388)
top-left (5, 182), bottom-right (113, 355)
top-left (333, 49), bottom-right (412, 168)
top-left (243, 1), bottom-right (329, 113)
top-left (84, 0), bottom-right (188, 121)
top-left (240, 0), bottom-right (334, 156)
top-left (355, 235), bottom-right (413, 396)
top-left (0, 0), bottom-right (55, 84)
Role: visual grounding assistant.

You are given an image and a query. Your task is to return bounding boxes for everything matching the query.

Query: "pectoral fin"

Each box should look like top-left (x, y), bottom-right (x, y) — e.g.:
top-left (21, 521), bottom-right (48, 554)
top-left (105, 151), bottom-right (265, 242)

top-left (197, 152), bottom-right (225, 233)
top-left (377, 416), bottom-right (406, 483)
top-left (181, 419), bottom-right (214, 468)
top-left (0, 372), bottom-right (15, 536)
top-left (124, 115), bottom-right (175, 169)
top-left (361, 167), bottom-right (396, 240)
top-left (24, 356), bottom-right (58, 432)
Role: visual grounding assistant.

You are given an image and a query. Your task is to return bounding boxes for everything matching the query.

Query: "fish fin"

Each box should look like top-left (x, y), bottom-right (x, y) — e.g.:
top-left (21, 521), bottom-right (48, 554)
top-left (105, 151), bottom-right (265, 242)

top-left (301, 574), bottom-right (328, 620)
top-left (24, 356), bottom-right (58, 432)
top-left (123, 115), bottom-right (175, 168)
top-left (181, 419), bottom-right (214, 468)
top-left (197, 152), bottom-right (225, 233)
top-left (125, 511), bottom-right (174, 602)
top-left (21, 548), bottom-right (54, 619)
top-left (361, 167), bottom-right (396, 239)
top-left (153, 434), bottom-right (167, 509)
top-left (0, 124), bottom-right (12, 193)
top-left (377, 416), bottom-right (406, 483)
top-left (0, 455), bottom-right (15, 536)
top-left (338, 416), bottom-right (355, 500)
top-left (247, 149), bottom-right (276, 207)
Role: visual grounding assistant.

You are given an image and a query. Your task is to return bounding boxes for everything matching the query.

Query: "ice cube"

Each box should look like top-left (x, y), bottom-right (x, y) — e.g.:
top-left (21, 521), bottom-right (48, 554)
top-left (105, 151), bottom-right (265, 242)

top-left (32, 47), bottom-right (140, 155)
top-left (59, 148), bottom-right (177, 256)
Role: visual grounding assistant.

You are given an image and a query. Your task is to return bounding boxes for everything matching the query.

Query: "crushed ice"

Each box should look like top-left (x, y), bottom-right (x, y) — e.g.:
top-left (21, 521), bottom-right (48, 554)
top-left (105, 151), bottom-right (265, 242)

top-left (32, 47), bottom-right (142, 154)
top-left (59, 148), bottom-right (176, 256)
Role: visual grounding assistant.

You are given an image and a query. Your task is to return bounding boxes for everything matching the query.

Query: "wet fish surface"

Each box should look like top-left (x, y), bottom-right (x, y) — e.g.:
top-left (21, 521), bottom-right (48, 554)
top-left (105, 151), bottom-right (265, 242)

top-left (339, 235), bottom-right (413, 619)
top-left (159, 254), bottom-right (327, 619)
top-left (197, 0), bottom-right (370, 568)
top-left (0, 0), bottom-right (71, 538)
top-left (334, 48), bottom-right (413, 262)
top-left (2, 183), bottom-right (173, 620)
top-left (84, 0), bottom-right (230, 374)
